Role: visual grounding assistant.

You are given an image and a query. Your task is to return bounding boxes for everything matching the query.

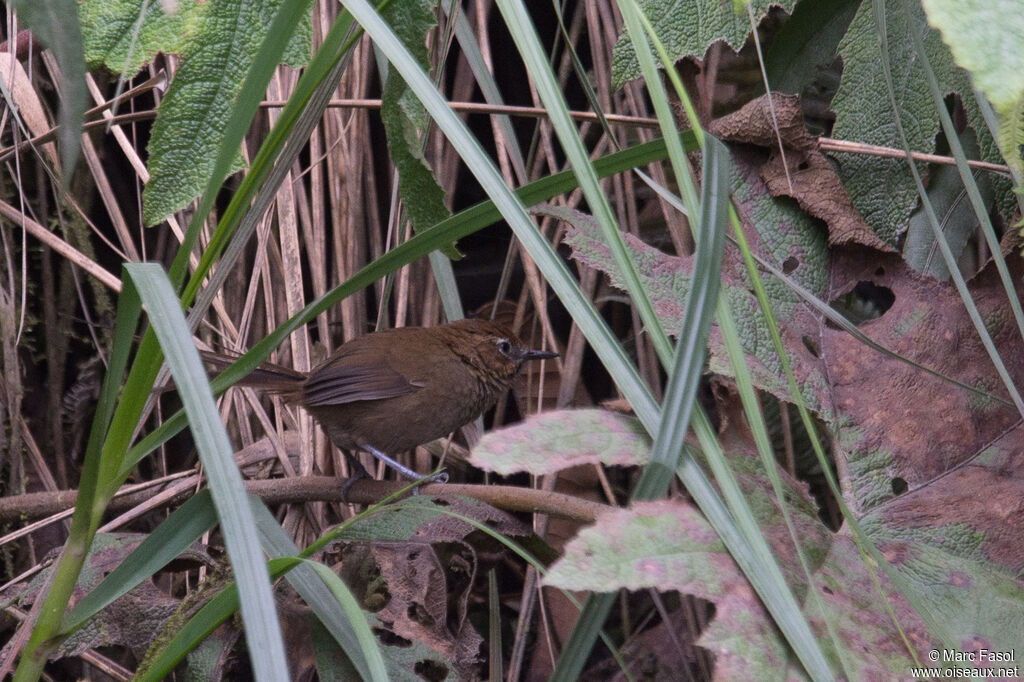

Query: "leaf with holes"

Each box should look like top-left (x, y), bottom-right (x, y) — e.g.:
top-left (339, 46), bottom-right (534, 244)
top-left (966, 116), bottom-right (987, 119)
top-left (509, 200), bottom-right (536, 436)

top-left (560, 108), bottom-right (1024, 656)
top-left (544, 421), bottom-right (936, 680)
top-left (561, 135), bottom-right (835, 421)
top-left (830, 0), bottom-right (1014, 245)
top-left (333, 495), bottom-right (529, 680)
top-left (611, 0), bottom-right (797, 89)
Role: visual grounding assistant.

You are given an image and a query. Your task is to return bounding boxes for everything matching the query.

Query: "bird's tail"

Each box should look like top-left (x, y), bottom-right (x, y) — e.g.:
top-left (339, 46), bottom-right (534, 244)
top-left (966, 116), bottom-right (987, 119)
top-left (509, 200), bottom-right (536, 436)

top-left (200, 350), bottom-right (306, 398)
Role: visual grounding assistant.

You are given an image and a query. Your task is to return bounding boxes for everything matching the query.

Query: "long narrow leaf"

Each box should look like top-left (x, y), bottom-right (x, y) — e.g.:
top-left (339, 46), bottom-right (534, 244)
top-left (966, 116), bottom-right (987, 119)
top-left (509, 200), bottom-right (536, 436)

top-left (12, 264), bottom-right (144, 681)
top-left (60, 491), bottom-right (218, 633)
top-left (633, 135), bottom-right (727, 499)
top-left (124, 263), bottom-right (288, 682)
top-left (251, 499), bottom-right (387, 682)
top-left (494, 0), bottom-right (673, 366)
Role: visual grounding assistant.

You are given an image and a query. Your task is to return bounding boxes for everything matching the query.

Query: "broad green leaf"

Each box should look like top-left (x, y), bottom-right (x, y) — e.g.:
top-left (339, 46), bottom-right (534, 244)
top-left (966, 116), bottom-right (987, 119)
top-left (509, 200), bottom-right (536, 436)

top-left (379, 0), bottom-right (460, 259)
top-left (10, 0), bottom-right (85, 183)
top-left (611, 0), bottom-right (797, 89)
top-left (763, 0), bottom-right (860, 95)
top-left (80, 0), bottom-right (311, 75)
top-left (919, 0), bottom-right (1024, 114)
top-left (860, 490), bottom-right (1024, 655)
top-left (80, 0), bottom-right (203, 74)
top-left (921, 0), bottom-right (1024, 179)
top-left (141, 0), bottom-right (313, 225)
top-left (902, 130), bottom-right (994, 280)
top-left (831, 0), bottom-right (1013, 245)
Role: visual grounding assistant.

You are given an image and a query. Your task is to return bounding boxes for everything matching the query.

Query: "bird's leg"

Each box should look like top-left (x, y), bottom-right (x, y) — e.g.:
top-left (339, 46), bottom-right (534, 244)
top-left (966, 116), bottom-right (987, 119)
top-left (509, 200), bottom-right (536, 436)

top-left (361, 443), bottom-right (448, 494)
top-left (339, 451), bottom-right (370, 503)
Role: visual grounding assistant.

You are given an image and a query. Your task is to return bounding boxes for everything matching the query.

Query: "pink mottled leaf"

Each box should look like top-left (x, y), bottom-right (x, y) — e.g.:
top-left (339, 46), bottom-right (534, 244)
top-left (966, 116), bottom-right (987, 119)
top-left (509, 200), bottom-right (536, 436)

top-left (469, 408), bottom-right (650, 476)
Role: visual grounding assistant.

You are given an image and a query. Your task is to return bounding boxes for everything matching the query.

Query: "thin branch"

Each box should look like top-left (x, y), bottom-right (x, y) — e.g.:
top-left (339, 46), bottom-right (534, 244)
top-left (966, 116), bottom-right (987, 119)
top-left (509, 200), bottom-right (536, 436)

top-left (0, 476), bottom-right (612, 525)
top-left (0, 199), bottom-right (121, 292)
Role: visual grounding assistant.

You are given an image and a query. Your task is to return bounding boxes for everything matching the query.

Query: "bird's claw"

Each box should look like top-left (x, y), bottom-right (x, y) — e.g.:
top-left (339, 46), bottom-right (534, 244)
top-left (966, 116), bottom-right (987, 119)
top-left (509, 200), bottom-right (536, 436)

top-left (411, 470), bottom-right (449, 495)
top-left (339, 466), bottom-right (367, 503)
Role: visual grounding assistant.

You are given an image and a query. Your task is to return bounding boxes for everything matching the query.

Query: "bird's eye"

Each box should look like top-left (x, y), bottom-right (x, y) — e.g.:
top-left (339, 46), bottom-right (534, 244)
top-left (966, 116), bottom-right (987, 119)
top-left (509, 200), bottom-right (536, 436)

top-left (495, 339), bottom-right (513, 356)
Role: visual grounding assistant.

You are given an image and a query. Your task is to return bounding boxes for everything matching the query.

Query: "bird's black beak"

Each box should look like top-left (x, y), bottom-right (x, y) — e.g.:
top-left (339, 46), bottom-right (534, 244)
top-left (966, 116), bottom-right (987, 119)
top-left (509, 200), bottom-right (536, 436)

top-left (520, 348), bottom-right (558, 361)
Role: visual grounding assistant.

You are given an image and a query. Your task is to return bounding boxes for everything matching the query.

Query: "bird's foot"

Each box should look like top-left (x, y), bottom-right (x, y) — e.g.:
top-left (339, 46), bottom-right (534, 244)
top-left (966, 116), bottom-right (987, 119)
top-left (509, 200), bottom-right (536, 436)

top-left (340, 453), bottom-right (370, 503)
top-left (339, 467), bottom-right (367, 503)
top-left (411, 470), bottom-right (448, 496)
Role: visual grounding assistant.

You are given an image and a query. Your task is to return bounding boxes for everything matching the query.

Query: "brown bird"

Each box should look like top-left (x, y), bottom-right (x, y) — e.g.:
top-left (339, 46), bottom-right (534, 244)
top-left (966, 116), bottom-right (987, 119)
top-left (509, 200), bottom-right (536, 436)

top-left (209, 318), bottom-right (557, 485)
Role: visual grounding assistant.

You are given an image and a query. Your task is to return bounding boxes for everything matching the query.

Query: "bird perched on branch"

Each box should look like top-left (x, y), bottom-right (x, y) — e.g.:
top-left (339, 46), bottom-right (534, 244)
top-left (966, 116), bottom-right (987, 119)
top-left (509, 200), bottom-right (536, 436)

top-left (206, 318), bottom-right (557, 487)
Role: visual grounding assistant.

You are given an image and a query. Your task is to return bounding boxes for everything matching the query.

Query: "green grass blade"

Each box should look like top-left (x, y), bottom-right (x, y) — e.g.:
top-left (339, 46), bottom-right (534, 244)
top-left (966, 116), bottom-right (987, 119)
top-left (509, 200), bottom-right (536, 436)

top-left (494, 0), bottom-right (672, 367)
top-left (124, 263), bottom-right (288, 682)
top-left (488, 570), bottom-right (503, 682)
top-left (252, 499), bottom-right (386, 682)
top-left (60, 491), bottom-right (218, 634)
top-left (13, 271), bottom-right (144, 681)
top-left (554, 5), bottom-right (835, 676)
top-left (291, 560), bottom-right (388, 682)
top-left (632, 135), bottom-right (728, 499)
top-left (444, 4), bottom-right (527, 181)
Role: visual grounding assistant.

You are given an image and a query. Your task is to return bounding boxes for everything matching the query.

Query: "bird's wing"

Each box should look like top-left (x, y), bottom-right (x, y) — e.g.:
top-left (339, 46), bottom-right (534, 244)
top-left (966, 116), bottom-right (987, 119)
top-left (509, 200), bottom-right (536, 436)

top-left (302, 363), bottom-right (417, 405)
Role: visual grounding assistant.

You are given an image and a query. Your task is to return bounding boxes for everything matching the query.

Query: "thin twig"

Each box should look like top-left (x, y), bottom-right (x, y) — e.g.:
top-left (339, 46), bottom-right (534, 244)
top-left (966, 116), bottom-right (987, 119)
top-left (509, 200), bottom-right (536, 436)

top-left (819, 136), bottom-right (1011, 176)
top-left (0, 98), bottom-right (1010, 178)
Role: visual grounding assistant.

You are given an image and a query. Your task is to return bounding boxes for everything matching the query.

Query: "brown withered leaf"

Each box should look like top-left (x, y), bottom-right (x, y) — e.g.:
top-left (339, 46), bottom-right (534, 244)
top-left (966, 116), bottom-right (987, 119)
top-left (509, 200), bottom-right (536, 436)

top-left (710, 93), bottom-right (892, 252)
top-left (1, 534), bottom-right (210, 663)
top-left (335, 496), bottom-right (529, 680)
top-left (371, 542), bottom-right (482, 681)
top-left (824, 250), bottom-right (1024, 643)
top-left (708, 92), bottom-right (818, 151)
top-left (560, 125), bottom-right (1024, 665)
top-left (824, 248), bottom-right (1024, 515)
